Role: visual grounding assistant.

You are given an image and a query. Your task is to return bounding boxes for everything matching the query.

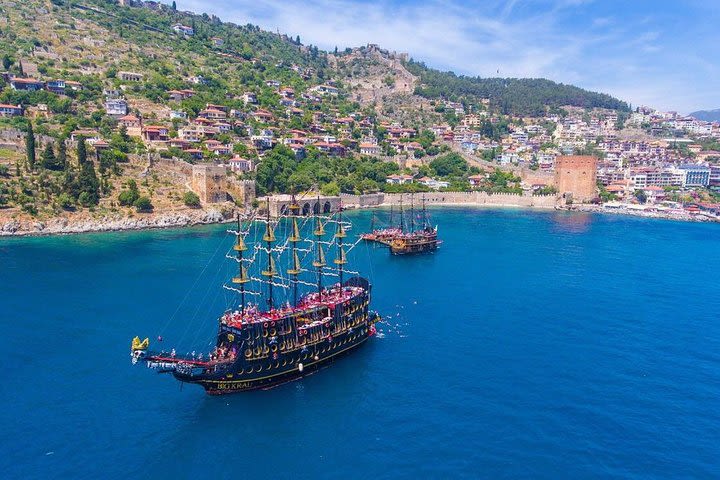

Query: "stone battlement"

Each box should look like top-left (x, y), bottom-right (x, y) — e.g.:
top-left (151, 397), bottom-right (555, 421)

top-left (342, 192), bottom-right (557, 209)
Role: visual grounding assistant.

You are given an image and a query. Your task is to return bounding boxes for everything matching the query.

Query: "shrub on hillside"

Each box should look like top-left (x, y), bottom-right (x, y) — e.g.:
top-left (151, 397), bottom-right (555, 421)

top-left (134, 196), bottom-right (153, 212)
top-left (183, 191), bottom-right (201, 207)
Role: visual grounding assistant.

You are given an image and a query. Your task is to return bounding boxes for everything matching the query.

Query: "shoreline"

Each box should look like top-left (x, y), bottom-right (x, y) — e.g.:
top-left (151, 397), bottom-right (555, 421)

top-left (373, 202), bottom-right (555, 210)
top-left (565, 204), bottom-right (720, 224)
top-left (1, 200), bottom-right (717, 239)
top-left (0, 208), bottom-right (236, 238)
top-left (353, 201), bottom-right (720, 224)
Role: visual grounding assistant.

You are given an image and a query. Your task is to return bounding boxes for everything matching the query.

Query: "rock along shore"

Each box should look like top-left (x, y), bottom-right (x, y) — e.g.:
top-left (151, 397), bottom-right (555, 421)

top-left (564, 204), bottom-right (720, 223)
top-left (0, 208), bottom-right (233, 237)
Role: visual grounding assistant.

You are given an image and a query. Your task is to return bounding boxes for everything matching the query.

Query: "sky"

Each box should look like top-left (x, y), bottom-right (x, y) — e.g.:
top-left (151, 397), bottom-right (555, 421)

top-left (174, 0), bottom-right (720, 114)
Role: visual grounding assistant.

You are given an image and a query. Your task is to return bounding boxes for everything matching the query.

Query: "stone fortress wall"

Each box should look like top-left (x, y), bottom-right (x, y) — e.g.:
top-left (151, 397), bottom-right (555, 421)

top-left (342, 192), bottom-right (557, 209)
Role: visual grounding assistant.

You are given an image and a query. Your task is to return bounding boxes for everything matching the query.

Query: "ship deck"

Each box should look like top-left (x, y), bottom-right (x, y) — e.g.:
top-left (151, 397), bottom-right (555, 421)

top-left (221, 285), bottom-right (365, 329)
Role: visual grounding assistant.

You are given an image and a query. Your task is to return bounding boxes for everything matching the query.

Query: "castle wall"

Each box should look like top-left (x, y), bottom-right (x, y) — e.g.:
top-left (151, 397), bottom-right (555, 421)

top-left (227, 179), bottom-right (256, 208)
top-left (340, 193), bottom-right (384, 207)
top-left (191, 165), bottom-right (227, 203)
top-left (381, 192), bottom-right (557, 208)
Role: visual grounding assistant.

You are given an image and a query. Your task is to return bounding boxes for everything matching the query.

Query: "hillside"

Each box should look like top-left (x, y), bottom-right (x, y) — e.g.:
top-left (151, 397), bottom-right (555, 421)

top-left (405, 60), bottom-right (630, 116)
top-left (334, 46), bottom-right (443, 128)
top-left (0, 0), bottom-right (646, 234)
top-left (689, 109), bottom-right (720, 122)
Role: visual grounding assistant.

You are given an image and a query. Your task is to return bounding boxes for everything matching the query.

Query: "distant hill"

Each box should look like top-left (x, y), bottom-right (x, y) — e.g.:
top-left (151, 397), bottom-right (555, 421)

top-left (689, 109), bottom-right (720, 122)
top-left (405, 60), bottom-right (630, 116)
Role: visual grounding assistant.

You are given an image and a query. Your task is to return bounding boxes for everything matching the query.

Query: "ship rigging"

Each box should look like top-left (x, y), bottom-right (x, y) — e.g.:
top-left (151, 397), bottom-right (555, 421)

top-left (131, 194), bottom-right (380, 394)
top-left (361, 193), bottom-right (441, 254)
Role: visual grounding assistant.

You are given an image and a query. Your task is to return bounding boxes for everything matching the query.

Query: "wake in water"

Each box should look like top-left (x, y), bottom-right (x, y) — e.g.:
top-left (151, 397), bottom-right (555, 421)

top-left (375, 302), bottom-right (415, 338)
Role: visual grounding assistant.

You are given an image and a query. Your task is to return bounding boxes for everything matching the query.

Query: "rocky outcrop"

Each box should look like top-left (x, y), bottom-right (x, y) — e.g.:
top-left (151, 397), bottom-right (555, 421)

top-left (0, 208), bottom-right (233, 237)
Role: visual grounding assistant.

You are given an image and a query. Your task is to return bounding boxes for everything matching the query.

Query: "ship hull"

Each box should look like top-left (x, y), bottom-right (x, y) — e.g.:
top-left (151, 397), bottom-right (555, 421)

top-left (390, 241), bottom-right (438, 255)
top-left (174, 326), bottom-right (374, 394)
top-left (185, 332), bottom-right (372, 394)
top-left (389, 231), bottom-right (439, 255)
top-left (162, 277), bottom-right (378, 395)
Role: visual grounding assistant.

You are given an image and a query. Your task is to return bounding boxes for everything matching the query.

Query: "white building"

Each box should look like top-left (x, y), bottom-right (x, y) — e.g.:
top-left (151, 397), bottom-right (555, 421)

top-left (105, 99), bottom-right (128, 116)
top-left (228, 156), bottom-right (253, 172)
top-left (118, 71), bottom-right (143, 82)
top-left (172, 24), bottom-right (194, 36)
top-left (385, 174), bottom-right (414, 185)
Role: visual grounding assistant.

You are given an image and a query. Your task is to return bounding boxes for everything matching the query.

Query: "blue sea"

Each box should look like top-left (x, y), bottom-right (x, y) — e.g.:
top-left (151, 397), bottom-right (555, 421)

top-left (2, 208), bottom-right (719, 479)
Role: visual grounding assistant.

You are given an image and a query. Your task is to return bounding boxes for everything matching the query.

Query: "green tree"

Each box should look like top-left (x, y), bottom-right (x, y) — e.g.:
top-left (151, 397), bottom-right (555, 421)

top-left (171, 0), bottom-right (177, 9)
top-left (26, 122), bottom-right (36, 171)
top-left (76, 139), bottom-right (99, 206)
top-left (57, 138), bottom-right (67, 171)
top-left (134, 196), bottom-right (153, 212)
top-left (320, 181), bottom-right (340, 196)
top-left (118, 180), bottom-right (140, 206)
top-left (41, 143), bottom-right (65, 171)
top-left (255, 145), bottom-right (297, 195)
top-left (77, 137), bottom-right (87, 165)
top-left (429, 153), bottom-right (468, 177)
top-left (57, 193), bottom-right (75, 210)
top-left (63, 169), bottom-right (80, 200)
top-left (183, 191), bottom-right (201, 207)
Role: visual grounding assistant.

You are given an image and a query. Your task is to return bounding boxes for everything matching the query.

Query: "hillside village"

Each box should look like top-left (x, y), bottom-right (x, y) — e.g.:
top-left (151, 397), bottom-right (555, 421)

top-left (0, 0), bottom-right (719, 234)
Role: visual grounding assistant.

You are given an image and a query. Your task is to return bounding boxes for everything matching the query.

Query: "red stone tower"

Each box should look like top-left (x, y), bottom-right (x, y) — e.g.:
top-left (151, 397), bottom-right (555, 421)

top-left (555, 156), bottom-right (598, 203)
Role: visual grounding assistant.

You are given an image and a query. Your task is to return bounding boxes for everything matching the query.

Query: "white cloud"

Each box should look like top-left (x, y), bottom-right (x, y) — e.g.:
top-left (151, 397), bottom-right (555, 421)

top-left (175, 0), bottom-right (720, 113)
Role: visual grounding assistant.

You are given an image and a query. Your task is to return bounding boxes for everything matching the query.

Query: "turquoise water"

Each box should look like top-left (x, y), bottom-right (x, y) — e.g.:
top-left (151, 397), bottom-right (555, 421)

top-left (2, 208), bottom-right (720, 479)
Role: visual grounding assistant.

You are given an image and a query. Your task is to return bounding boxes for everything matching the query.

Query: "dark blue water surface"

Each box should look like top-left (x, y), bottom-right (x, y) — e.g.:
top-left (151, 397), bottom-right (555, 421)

top-left (2, 208), bottom-right (720, 479)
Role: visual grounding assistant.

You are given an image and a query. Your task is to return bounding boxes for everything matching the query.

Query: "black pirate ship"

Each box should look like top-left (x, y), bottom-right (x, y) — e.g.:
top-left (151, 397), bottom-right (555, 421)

top-left (131, 198), bottom-right (380, 394)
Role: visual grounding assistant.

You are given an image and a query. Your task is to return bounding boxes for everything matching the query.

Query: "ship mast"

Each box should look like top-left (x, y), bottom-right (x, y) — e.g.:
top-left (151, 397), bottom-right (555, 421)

top-left (287, 195), bottom-right (302, 306)
top-left (334, 204), bottom-right (347, 288)
top-left (231, 214), bottom-right (249, 312)
top-left (312, 198), bottom-right (326, 300)
top-left (410, 193), bottom-right (415, 233)
top-left (421, 194), bottom-right (428, 229)
top-left (261, 208), bottom-right (277, 310)
top-left (398, 194), bottom-right (405, 232)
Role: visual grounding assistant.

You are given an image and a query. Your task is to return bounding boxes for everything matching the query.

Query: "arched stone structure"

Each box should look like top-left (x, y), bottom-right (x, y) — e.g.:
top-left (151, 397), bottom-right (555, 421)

top-left (265, 194), bottom-right (343, 218)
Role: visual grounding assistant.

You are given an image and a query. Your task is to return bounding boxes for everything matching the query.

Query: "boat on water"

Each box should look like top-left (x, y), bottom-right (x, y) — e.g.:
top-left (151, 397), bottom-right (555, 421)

top-left (130, 198), bottom-right (381, 394)
top-left (362, 194), bottom-right (441, 255)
